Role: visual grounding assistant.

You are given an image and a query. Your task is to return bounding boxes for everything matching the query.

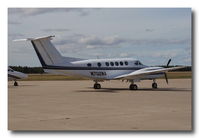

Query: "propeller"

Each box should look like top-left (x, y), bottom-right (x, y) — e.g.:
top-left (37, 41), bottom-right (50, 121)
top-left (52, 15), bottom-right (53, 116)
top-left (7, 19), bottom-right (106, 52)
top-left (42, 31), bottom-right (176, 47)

top-left (167, 59), bottom-right (171, 67)
top-left (164, 73), bottom-right (168, 84)
top-left (164, 59), bottom-right (171, 84)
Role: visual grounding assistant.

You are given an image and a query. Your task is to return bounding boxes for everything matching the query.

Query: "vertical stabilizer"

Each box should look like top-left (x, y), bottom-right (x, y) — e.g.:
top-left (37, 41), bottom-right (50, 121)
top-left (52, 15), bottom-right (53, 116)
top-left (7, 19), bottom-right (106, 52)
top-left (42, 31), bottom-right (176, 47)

top-left (30, 36), bottom-right (64, 66)
top-left (14, 35), bottom-right (83, 67)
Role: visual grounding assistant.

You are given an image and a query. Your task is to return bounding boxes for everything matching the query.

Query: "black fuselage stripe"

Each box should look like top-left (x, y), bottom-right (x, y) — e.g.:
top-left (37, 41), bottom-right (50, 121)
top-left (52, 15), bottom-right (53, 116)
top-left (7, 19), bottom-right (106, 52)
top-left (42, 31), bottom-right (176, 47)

top-left (43, 66), bottom-right (143, 70)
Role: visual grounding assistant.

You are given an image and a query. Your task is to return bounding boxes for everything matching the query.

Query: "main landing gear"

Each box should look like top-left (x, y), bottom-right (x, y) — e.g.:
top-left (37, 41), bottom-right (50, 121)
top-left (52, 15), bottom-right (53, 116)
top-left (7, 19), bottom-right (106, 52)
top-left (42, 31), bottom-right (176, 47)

top-left (93, 82), bottom-right (101, 89)
top-left (92, 80), bottom-right (158, 90)
top-left (152, 82), bottom-right (158, 89)
top-left (129, 80), bottom-right (138, 90)
top-left (129, 79), bottom-right (158, 90)
top-left (129, 84), bottom-right (138, 90)
top-left (14, 81), bottom-right (18, 86)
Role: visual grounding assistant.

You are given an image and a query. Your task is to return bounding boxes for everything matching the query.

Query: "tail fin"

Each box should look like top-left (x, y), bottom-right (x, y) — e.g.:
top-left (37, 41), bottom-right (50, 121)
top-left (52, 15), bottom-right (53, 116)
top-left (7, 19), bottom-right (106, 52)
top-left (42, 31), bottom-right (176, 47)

top-left (14, 35), bottom-right (83, 67)
top-left (30, 36), bottom-right (65, 66)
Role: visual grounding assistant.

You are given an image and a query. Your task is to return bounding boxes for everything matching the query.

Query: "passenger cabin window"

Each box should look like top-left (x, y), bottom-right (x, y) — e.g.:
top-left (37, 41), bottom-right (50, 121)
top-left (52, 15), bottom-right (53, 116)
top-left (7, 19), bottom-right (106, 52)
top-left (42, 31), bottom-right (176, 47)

top-left (87, 63), bottom-right (92, 67)
top-left (110, 62), bottom-right (114, 66)
top-left (97, 62), bottom-right (101, 67)
top-left (115, 62), bottom-right (119, 66)
top-left (105, 62), bottom-right (109, 66)
top-left (120, 61), bottom-right (123, 66)
top-left (124, 61), bottom-right (128, 65)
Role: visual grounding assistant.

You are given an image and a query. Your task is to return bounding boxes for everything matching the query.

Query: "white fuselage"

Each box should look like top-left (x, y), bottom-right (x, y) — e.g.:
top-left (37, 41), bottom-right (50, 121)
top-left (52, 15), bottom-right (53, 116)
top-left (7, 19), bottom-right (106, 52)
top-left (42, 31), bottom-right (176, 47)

top-left (8, 68), bottom-right (28, 81)
top-left (43, 58), bottom-right (164, 80)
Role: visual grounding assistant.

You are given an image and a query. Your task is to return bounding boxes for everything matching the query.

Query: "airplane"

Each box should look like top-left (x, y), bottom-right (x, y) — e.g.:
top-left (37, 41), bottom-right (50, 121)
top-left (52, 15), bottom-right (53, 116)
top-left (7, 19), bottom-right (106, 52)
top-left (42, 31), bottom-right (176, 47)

top-left (14, 35), bottom-right (184, 90)
top-left (8, 67), bottom-right (28, 86)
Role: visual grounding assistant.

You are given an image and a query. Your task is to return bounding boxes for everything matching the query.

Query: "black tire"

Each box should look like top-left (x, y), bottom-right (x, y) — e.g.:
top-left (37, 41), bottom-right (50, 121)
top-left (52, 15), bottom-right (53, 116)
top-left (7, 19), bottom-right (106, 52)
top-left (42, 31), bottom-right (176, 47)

top-left (94, 83), bottom-right (101, 89)
top-left (152, 82), bottom-right (158, 89)
top-left (129, 84), bottom-right (138, 90)
top-left (14, 81), bottom-right (18, 86)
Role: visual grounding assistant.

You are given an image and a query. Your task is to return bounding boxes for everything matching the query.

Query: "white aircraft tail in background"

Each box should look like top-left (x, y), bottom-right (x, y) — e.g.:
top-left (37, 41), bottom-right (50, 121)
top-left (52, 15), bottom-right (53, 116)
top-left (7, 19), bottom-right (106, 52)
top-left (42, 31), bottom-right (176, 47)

top-left (8, 67), bottom-right (28, 86)
top-left (15, 35), bottom-right (185, 90)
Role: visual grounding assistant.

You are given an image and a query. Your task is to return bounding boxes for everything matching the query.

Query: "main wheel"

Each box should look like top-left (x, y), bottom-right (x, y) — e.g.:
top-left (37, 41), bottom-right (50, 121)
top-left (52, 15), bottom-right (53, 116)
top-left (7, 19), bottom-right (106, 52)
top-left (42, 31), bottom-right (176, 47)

top-left (152, 82), bottom-right (158, 89)
top-left (14, 81), bottom-right (18, 86)
top-left (94, 83), bottom-right (101, 89)
top-left (129, 84), bottom-right (138, 90)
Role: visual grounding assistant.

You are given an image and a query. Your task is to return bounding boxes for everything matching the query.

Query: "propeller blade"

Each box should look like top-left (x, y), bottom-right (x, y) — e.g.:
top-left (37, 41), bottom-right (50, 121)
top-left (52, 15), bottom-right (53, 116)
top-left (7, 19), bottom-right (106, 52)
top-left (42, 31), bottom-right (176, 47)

top-left (167, 59), bottom-right (171, 67)
top-left (164, 73), bottom-right (168, 84)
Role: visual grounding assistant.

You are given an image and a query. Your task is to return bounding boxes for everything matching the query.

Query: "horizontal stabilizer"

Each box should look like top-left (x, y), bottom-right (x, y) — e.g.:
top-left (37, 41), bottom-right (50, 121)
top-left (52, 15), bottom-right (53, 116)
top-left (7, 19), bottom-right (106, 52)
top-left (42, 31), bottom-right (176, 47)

top-left (13, 35), bottom-right (82, 67)
top-left (13, 35), bottom-right (55, 42)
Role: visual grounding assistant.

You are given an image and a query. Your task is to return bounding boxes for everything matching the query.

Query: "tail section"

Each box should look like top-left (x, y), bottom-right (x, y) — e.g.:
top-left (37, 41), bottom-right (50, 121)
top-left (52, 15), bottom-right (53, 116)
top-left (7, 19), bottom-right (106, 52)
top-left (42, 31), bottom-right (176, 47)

top-left (14, 35), bottom-right (83, 67)
top-left (30, 36), bottom-right (65, 66)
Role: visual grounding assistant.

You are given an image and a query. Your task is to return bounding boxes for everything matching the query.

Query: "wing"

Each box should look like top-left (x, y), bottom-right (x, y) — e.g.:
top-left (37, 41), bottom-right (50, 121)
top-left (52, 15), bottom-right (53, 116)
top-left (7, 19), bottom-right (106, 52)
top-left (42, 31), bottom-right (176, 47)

top-left (114, 66), bottom-right (185, 80)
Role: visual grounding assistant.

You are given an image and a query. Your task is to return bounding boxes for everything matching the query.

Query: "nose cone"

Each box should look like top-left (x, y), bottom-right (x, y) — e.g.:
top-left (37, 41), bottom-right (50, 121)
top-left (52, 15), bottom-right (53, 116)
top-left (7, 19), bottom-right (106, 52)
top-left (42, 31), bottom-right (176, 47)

top-left (20, 72), bottom-right (28, 79)
top-left (23, 73), bottom-right (28, 79)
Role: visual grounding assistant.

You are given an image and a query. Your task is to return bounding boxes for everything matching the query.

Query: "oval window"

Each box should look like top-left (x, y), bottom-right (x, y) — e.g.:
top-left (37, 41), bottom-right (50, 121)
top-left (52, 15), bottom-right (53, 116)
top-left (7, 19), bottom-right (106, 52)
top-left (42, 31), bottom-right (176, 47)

top-left (120, 61), bottom-right (123, 66)
top-left (105, 62), bottom-right (109, 66)
top-left (97, 62), bottom-right (101, 67)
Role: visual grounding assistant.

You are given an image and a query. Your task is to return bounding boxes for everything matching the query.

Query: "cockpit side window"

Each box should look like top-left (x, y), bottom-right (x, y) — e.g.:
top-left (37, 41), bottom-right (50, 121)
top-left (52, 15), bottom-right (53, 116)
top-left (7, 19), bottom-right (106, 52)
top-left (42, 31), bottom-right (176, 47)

top-left (138, 61), bottom-right (143, 65)
top-left (135, 61), bottom-right (139, 65)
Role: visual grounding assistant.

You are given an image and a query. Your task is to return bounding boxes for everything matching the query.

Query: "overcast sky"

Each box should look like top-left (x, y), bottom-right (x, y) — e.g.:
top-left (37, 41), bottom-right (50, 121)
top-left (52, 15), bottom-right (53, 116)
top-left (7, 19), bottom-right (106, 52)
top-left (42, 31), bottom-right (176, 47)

top-left (8, 8), bottom-right (191, 67)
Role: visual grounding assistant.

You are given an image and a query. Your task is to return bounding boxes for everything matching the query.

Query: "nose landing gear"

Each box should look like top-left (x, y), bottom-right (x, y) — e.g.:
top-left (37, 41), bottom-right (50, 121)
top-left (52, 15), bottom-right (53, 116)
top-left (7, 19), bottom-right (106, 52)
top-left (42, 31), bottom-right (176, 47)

top-left (14, 81), bottom-right (18, 86)
top-left (152, 79), bottom-right (158, 89)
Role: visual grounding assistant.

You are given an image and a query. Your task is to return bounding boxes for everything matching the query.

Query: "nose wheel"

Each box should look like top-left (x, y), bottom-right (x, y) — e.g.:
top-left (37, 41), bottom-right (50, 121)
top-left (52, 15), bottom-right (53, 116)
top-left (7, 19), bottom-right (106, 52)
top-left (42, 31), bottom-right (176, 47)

top-left (152, 82), bottom-right (158, 89)
top-left (94, 83), bottom-right (101, 89)
top-left (14, 81), bottom-right (18, 86)
top-left (129, 84), bottom-right (138, 90)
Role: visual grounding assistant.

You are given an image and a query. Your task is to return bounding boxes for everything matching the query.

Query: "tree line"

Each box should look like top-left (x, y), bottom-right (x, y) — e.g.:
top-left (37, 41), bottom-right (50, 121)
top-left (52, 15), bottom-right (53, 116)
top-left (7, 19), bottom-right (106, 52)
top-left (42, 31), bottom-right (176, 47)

top-left (9, 66), bottom-right (44, 74)
top-left (160, 66), bottom-right (192, 71)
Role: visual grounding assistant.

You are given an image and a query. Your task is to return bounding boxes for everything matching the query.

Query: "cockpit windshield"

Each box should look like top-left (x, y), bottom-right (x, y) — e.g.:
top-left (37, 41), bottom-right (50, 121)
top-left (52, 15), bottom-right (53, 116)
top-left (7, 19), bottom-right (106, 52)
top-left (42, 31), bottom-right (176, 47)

top-left (134, 61), bottom-right (143, 65)
top-left (8, 68), bottom-right (14, 72)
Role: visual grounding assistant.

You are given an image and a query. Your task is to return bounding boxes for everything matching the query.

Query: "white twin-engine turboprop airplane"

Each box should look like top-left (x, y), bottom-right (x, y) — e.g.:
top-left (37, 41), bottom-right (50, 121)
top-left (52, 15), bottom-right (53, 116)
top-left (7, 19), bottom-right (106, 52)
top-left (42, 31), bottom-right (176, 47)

top-left (8, 67), bottom-right (28, 86)
top-left (15, 35), bottom-right (184, 90)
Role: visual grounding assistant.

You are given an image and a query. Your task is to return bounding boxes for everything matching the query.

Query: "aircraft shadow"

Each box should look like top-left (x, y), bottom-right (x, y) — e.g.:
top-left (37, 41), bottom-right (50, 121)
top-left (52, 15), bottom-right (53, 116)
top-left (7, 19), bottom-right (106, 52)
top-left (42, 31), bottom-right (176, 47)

top-left (8, 84), bottom-right (37, 88)
top-left (76, 88), bottom-right (119, 93)
top-left (76, 87), bottom-right (191, 93)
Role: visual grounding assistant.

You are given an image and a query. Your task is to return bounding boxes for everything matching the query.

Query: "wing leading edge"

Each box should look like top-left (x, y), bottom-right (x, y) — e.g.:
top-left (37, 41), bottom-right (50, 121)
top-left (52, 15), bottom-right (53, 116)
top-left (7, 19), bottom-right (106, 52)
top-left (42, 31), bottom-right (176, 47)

top-left (114, 66), bottom-right (185, 80)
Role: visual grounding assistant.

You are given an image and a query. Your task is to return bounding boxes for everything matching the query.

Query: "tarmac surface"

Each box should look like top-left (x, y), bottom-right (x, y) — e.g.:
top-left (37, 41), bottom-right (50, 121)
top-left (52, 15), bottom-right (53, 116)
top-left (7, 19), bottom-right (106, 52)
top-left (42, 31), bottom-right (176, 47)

top-left (8, 79), bottom-right (192, 131)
